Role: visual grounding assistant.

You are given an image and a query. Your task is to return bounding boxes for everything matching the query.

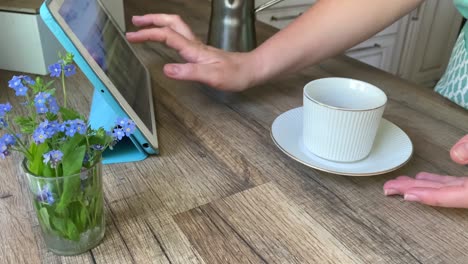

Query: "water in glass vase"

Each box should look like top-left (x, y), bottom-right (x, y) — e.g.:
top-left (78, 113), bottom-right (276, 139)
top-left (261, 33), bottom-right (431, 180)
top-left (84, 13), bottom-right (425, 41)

top-left (23, 159), bottom-right (105, 256)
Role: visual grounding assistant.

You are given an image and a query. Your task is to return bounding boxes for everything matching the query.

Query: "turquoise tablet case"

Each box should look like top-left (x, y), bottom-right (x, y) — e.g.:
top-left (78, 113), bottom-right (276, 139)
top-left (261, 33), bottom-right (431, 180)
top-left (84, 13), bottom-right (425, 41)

top-left (40, 3), bottom-right (158, 164)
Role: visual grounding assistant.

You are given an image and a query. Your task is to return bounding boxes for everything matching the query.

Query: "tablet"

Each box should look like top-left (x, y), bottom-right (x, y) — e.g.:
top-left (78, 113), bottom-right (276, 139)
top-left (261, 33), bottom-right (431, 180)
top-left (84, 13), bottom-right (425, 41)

top-left (40, 0), bottom-right (159, 159)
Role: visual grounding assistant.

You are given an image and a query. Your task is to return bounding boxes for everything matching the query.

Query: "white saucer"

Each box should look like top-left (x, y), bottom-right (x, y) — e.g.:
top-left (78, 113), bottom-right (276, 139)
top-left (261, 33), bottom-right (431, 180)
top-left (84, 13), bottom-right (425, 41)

top-left (271, 107), bottom-right (413, 176)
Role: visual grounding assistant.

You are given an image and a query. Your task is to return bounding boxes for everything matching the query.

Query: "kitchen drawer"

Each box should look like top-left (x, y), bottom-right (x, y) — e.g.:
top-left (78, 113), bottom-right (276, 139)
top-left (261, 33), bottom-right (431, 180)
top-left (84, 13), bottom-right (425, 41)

top-left (255, 0), bottom-right (315, 9)
top-left (256, 5), bottom-right (309, 29)
top-left (255, 1), bottom-right (403, 75)
top-left (346, 35), bottom-right (397, 72)
top-left (257, 2), bottom-right (400, 38)
top-left (374, 20), bottom-right (400, 37)
top-left (257, 5), bottom-right (399, 35)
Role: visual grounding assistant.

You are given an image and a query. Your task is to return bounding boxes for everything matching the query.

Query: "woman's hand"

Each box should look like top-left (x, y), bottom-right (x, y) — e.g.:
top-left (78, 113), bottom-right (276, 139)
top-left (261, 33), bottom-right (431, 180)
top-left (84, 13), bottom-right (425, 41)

top-left (383, 135), bottom-right (468, 208)
top-left (126, 14), bottom-right (258, 92)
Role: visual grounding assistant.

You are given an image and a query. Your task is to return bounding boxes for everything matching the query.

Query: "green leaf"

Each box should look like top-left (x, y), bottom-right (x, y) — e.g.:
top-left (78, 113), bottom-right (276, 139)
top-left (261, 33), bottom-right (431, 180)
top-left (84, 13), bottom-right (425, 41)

top-left (14, 116), bottom-right (36, 134)
top-left (45, 112), bottom-right (58, 121)
top-left (64, 53), bottom-right (74, 65)
top-left (56, 145), bottom-right (86, 213)
top-left (32, 77), bottom-right (45, 93)
top-left (51, 216), bottom-right (67, 237)
top-left (56, 178), bottom-right (80, 209)
top-left (88, 127), bottom-right (114, 149)
top-left (92, 193), bottom-right (104, 226)
top-left (67, 220), bottom-right (80, 241)
top-left (43, 164), bottom-right (54, 177)
top-left (60, 134), bottom-right (85, 157)
top-left (14, 116), bottom-right (32, 125)
top-left (67, 201), bottom-right (85, 232)
top-left (44, 80), bottom-right (55, 90)
top-left (56, 178), bottom-right (80, 214)
top-left (96, 127), bottom-right (107, 137)
top-left (28, 143), bottom-right (50, 175)
top-left (60, 107), bottom-right (81, 121)
top-left (62, 144), bottom-right (86, 176)
top-left (39, 207), bottom-right (51, 230)
top-left (79, 206), bottom-right (89, 230)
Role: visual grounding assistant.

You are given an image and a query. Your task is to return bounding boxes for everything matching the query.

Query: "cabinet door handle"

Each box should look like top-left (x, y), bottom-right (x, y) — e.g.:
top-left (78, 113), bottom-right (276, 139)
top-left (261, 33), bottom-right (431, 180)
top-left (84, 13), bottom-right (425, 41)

top-left (411, 5), bottom-right (423, 21)
top-left (347, 43), bottom-right (382, 53)
top-left (255, 0), bottom-right (286, 13)
top-left (270, 13), bottom-right (302, 21)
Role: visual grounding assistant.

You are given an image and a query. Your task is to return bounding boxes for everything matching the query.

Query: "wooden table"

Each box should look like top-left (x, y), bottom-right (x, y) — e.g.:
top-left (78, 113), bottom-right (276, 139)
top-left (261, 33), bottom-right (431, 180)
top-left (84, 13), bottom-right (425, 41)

top-left (1, 0), bottom-right (467, 263)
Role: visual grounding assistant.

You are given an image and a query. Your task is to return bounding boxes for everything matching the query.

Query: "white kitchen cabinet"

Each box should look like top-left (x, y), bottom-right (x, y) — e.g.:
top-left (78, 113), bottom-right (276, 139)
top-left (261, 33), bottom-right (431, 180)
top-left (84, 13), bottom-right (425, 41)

top-left (397, 0), bottom-right (463, 87)
top-left (256, 5), bottom-right (307, 29)
top-left (345, 35), bottom-right (396, 73)
top-left (255, 0), bottom-right (463, 85)
top-left (255, 0), bottom-right (313, 28)
top-left (0, 0), bottom-right (125, 75)
top-left (345, 20), bottom-right (407, 74)
top-left (255, 0), bottom-right (403, 74)
top-left (256, 0), bottom-right (314, 9)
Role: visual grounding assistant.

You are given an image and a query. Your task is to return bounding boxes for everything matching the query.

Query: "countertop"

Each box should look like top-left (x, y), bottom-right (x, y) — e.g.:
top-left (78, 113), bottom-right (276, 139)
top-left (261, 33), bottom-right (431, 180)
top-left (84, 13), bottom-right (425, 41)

top-left (1, 0), bottom-right (468, 263)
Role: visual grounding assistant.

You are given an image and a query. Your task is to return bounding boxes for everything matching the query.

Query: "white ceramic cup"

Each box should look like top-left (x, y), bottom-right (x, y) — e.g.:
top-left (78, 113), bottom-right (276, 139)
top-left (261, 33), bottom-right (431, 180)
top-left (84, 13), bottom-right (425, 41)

top-left (303, 77), bottom-right (387, 162)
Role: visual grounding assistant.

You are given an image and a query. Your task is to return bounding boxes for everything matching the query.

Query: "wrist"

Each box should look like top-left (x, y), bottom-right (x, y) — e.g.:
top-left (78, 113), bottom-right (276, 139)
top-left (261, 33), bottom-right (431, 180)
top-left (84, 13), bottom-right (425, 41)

top-left (243, 49), bottom-right (271, 88)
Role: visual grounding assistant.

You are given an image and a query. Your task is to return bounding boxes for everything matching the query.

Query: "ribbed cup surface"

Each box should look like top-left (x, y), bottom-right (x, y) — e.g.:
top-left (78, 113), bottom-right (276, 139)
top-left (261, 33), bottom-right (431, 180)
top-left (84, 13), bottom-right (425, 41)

top-left (303, 100), bottom-right (384, 162)
top-left (302, 78), bottom-right (387, 162)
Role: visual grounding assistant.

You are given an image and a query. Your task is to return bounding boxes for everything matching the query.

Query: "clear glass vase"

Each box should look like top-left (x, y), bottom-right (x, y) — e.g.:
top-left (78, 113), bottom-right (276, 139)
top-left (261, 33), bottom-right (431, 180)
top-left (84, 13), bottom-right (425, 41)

top-left (23, 160), bottom-right (105, 256)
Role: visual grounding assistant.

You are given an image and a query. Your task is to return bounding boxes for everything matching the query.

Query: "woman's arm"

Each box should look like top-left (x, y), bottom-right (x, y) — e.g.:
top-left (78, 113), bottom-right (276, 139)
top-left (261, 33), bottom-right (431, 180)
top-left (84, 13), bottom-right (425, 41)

top-left (127, 0), bottom-right (424, 91)
top-left (252, 0), bottom-right (424, 84)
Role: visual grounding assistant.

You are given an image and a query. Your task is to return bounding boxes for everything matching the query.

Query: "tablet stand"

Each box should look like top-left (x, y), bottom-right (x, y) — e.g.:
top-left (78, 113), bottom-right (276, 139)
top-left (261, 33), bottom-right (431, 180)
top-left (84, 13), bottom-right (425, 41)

top-left (89, 89), bottom-right (148, 164)
top-left (40, 3), bottom-right (151, 164)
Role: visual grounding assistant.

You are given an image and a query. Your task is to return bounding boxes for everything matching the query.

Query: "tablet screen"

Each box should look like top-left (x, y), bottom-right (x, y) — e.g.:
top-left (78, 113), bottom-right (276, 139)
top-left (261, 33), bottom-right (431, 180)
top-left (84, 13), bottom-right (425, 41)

top-left (56, 0), bottom-right (154, 133)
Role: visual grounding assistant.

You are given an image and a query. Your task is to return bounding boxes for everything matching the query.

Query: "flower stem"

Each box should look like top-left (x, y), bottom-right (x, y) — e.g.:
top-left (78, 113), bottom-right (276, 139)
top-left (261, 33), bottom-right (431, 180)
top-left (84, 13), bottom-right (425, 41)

top-left (92, 168), bottom-right (100, 226)
top-left (80, 200), bottom-right (93, 228)
top-left (55, 167), bottom-right (61, 196)
top-left (25, 93), bottom-right (37, 122)
top-left (61, 69), bottom-right (67, 108)
top-left (10, 147), bottom-right (28, 156)
top-left (5, 117), bottom-right (32, 158)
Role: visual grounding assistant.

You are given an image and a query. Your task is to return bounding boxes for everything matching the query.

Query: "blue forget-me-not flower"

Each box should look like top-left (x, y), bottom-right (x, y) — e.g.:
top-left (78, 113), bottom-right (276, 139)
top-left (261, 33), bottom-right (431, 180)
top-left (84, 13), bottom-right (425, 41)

top-left (0, 134), bottom-right (16, 159)
top-left (33, 93), bottom-right (59, 115)
top-left (48, 63), bottom-right (62, 78)
top-left (36, 185), bottom-right (55, 205)
top-left (64, 64), bottom-right (76, 77)
top-left (43, 150), bottom-right (63, 168)
top-left (115, 117), bottom-right (136, 137)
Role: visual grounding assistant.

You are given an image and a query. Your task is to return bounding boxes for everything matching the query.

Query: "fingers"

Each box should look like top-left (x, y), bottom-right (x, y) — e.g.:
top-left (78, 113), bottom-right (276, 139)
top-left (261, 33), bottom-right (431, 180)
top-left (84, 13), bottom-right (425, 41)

top-left (415, 171), bottom-right (465, 184)
top-left (131, 14), bottom-right (197, 41)
top-left (383, 173), bottom-right (465, 196)
top-left (383, 176), bottom-right (446, 196)
top-left (126, 17), bottom-right (249, 92)
top-left (384, 173), bottom-right (468, 208)
top-left (450, 135), bottom-right (468, 165)
top-left (126, 27), bottom-right (196, 55)
top-left (163, 63), bottom-right (224, 89)
top-left (403, 185), bottom-right (468, 208)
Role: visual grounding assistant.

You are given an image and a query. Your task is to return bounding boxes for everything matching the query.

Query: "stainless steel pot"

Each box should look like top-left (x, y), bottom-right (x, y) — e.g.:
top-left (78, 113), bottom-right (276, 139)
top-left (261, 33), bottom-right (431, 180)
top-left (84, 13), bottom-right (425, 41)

top-left (207, 0), bottom-right (287, 52)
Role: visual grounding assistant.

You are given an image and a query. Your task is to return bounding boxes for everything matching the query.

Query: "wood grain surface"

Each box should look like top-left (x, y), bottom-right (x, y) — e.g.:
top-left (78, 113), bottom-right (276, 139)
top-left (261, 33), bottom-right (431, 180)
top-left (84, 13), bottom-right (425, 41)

top-left (0, 0), bottom-right (467, 263)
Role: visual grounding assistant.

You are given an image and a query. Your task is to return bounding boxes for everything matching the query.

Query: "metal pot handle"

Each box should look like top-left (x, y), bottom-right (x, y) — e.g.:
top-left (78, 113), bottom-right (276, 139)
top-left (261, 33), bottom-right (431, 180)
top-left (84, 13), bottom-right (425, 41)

top-left (255, 0), bottom-right (287, 13)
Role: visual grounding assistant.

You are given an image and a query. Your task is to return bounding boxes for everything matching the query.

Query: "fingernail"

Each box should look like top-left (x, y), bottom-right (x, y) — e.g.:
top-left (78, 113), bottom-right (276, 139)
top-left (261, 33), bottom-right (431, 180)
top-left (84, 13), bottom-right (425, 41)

top-left (133, 15), bottom-right (142, 20)
top-left (384, 189), bottom-right (399, 196)
top-left (404, 194), bottom-right (421, 202)
top-left (453, 143), bottom-right (468, 161)
top-left (126, 32), bottom-right (135, 36)
top-left (167, 65), bottom-right (180, 75)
